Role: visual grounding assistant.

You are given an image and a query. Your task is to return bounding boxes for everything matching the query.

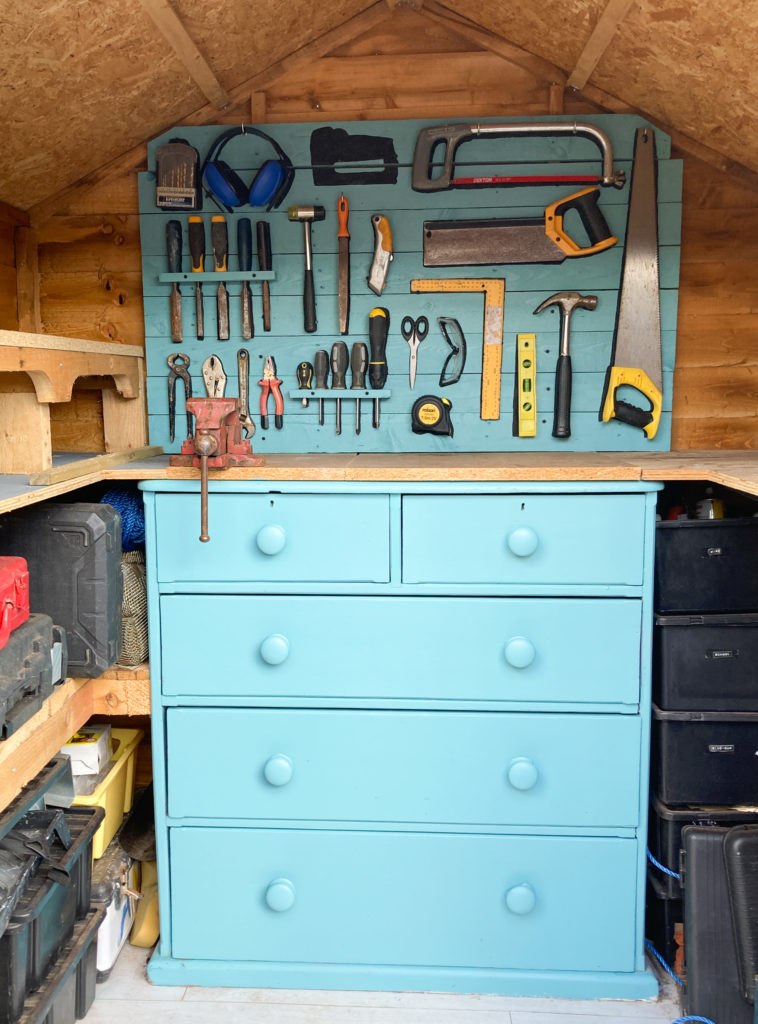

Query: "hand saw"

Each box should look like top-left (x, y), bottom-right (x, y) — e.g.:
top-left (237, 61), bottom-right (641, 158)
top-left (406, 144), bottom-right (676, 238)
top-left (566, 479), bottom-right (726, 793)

top-left (599, 127), bottom-right (662, 439)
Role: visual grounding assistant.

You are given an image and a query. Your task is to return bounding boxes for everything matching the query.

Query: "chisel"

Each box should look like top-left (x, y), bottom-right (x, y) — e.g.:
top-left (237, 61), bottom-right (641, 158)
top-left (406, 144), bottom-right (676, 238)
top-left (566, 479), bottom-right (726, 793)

top-left (337, 195), bottom-right (350, 334)
top-left (256, 221), bottom-right (272, 331)
top-left (238, 218), bottom-right (254, 340)
top-left (211, 215), bottom-right (230, 341)
top-left (368, 307), bottom-right (389, 428)
top-left (166, 220), bottom-right (183, 343)
top-left (187, 215), bottom-right (205, 341)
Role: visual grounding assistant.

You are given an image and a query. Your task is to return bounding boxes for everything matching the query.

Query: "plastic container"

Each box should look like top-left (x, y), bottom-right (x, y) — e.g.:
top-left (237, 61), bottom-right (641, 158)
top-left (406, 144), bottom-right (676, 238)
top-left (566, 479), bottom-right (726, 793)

top-left (654, 612), bottom-right (758, 710)
top-left (90, 838), bottom-right (138, 981)
top-left (0, 559), bottom-right (29, 651)
top-left (651, 704), bottom-right (758, 806)
top-left (655, 517), bottom-right (758, 614)
top-left (0, 503), bottom-right (122, 676)
top-left (0, 616), bottom-right (55, 741)
top-left (14, 908), bottom-right (103, 1024)
top-left (73, 730), bottom-right (144, 860)
top-left (648, 793), bottom-right (758, 898)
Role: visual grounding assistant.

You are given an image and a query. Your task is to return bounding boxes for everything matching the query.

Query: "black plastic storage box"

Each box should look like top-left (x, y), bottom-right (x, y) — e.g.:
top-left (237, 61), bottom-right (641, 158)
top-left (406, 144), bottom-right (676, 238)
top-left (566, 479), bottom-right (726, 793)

top-left (651, 704), bottom-right (758, 806)
top-left (645, 870), bottom-right (682, 971)
top-left (654, 612), bottom-right (758, 710)
top-left (0, 616), bottom-right (56, 740)
top-left (648, 794), bottom-right (758, 898)
top-left (655, 517), bottom-right (758, 614)
top-left (0, 504), bottom-right (121, 677)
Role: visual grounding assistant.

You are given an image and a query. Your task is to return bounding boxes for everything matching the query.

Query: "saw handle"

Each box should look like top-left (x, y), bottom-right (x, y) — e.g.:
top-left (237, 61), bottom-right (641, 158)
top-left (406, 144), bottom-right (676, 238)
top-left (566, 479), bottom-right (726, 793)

top-left (600, 366), bottom-right (662, 440)
top-left (412, 123), bottom-right (476, 192)
top-left (547, 188), bottom-right (617, 258)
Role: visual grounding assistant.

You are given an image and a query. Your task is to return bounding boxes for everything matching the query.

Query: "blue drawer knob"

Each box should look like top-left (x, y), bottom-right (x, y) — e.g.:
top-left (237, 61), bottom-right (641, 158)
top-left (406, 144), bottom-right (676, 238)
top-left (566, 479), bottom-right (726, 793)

top-left (256, 524), bottom-right (286, 555)
top-left (505, 883), bottom-right (536, 915)
top-left (507, 757), bottom-right (539, 791)
top-left (504, 636), bottom-right (536, 669)
top-left (265, 878), bottom-right (296, 912)
top-left (260, 633), bottom-right (290, 665)
top-left (506, 526), bottom-right (539, 557)
top-left (264, 754), bottom-right (294, 787)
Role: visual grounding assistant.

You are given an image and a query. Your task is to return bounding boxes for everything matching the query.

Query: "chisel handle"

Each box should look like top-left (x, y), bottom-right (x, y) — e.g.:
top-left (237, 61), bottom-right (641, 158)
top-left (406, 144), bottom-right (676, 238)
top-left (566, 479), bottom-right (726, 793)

top-left (188, 217), bottom-right (204, 272)
top-left (166, 220), bottom-right (182, 273)
top-left (552, 354), bottom-right (572, 438)
top-left (256, 221), bottom-right (272, 331)
top-left (211, 215), bottom-right (228, 271)
top-left (238, 219), bottom-right (252, 272)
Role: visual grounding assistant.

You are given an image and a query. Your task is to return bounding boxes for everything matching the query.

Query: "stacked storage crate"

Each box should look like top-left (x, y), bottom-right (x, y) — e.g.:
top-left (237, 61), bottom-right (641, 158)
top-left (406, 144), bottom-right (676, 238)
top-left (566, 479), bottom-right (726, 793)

top-left (648, 506), bottom-right (758, 1022)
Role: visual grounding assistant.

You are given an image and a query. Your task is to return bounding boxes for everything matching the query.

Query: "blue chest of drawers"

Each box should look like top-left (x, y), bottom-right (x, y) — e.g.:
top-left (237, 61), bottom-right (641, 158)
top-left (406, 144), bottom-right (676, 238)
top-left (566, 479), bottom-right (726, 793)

top-left (140, 478), bottom-right (660, 998)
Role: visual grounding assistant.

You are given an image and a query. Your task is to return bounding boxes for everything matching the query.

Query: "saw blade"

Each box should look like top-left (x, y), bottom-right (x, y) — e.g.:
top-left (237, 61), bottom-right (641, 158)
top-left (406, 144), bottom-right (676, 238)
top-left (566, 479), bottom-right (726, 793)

top-left (609, 127), bottom-right (662, 390)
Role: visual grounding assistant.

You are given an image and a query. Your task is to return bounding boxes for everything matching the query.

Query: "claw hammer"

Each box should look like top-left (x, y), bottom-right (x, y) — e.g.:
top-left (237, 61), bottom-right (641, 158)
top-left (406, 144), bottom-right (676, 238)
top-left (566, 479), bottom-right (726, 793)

top-left (534, 290), bottom-right (597, 439)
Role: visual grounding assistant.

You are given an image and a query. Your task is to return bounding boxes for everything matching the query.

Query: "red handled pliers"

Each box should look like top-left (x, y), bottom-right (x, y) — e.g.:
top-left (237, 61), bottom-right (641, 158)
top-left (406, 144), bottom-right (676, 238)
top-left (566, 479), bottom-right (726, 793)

top-left (258, 355), bottom-right (284, 430)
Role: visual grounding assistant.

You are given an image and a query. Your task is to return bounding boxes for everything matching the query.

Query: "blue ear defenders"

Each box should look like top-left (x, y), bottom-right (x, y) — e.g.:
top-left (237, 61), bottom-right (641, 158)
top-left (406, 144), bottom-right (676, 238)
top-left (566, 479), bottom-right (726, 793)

top-left (201, 126), bottom-right (295, 213)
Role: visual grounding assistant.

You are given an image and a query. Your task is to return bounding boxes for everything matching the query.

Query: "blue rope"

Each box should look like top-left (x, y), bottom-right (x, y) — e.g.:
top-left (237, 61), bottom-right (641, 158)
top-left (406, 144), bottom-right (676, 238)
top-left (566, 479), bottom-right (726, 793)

top-left (647, 847), bottom-right (681, 879)
top-left (645, 938), bottom-right (683, 986)
top-left (100, 485), bottom-right (145, 551)
top-left (671, 1018), bottom-right (719, 1023)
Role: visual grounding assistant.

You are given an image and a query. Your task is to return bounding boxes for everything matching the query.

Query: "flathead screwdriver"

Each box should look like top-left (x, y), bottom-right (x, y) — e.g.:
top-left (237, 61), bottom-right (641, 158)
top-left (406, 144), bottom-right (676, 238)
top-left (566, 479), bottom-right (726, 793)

top-left (314, 349), bottom-right (329, 426)
top-left (369, 307), bottom-right (390, 428)
top-left (330, 341), bottom-right (349, 435)
top-left (350, 342), bottom-right (368, 435)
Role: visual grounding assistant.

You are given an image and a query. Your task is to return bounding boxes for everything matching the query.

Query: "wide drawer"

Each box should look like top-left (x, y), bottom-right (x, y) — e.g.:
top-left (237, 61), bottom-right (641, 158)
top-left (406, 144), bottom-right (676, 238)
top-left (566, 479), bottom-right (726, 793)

top-left (160, 595), bottom-right (642, 704)
top-left (153, 492), bottom-right (390, 583)
top-left (170, 827), bottom-right (637, 972)
top-left (166, 707), bottom-right (642, 827)
top-left (402, 493), bottom-right (646, 585)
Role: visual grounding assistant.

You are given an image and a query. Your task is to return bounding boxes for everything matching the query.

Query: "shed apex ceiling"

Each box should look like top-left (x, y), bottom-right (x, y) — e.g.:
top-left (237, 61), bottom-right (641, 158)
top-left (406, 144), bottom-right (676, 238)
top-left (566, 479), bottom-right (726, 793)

top-left (0, 0), bottom-right (756, 211)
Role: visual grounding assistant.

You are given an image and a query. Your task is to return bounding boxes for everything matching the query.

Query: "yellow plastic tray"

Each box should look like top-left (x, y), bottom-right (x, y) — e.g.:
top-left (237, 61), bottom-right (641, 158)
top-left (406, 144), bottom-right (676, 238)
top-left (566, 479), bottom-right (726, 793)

top-left (73, 727), bottom-right (145, 859)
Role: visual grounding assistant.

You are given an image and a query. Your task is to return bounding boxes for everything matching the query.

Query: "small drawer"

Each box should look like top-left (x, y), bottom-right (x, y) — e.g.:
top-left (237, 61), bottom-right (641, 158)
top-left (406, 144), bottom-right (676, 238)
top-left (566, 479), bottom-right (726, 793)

top-left (160, 594), bottom-right (642, 705)
top-left (170, 827), bottom-right (637, 972)
top-left (167, 707), bottom-right (641, 827)
top-left (402, 493), bottom-right (646, 585)
top-left (153, 492), bottom-right (390, 583)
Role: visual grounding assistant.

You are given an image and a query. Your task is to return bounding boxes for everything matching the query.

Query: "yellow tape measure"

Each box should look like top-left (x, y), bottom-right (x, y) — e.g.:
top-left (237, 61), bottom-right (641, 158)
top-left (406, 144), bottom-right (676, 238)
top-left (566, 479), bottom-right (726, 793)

top-left (410, 278), bottom-right (505, 421)
top-left (515, 333), bottom-right (537, 437)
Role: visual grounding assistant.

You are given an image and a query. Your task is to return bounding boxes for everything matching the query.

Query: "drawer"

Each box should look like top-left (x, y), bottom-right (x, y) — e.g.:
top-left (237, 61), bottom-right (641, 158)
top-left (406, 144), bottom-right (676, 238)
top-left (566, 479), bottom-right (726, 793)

top-left (153, 492), bottom-right (390, 583)
top-left (170, 827), bottom-right (637, 972)
top-left (160, 595), bottom-right (642, 704)
top-left (167, 708), bottom-right (642, 827)
top-left (402, 493), bottom-right (646, 585)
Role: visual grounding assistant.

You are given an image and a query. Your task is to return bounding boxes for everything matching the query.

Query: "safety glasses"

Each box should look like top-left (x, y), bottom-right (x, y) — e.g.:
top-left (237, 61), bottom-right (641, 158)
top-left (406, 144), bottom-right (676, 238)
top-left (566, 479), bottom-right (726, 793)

top-left (438, 317), bottom-right (467, 386)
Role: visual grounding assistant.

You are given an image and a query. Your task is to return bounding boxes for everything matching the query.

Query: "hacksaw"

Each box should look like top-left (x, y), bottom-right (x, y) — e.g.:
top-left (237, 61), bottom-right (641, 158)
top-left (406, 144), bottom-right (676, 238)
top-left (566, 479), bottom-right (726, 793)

top-left (410, 278), bottom-right (505, 421)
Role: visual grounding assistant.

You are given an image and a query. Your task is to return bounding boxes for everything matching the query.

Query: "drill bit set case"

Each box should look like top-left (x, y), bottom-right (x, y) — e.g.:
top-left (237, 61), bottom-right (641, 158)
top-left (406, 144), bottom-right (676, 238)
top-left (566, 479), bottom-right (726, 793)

top-left (138, 113), bottom-right (682, 455)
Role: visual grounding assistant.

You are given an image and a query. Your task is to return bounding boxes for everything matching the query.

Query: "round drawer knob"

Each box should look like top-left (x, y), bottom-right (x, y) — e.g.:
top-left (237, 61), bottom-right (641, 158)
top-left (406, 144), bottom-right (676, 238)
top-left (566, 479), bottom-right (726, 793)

top-left (260, 633), bottom-right (290, 665)
top-left (506, 526), bottom-right (539, 557)
top-left (505, 883), bottom-right (536, 915)
top-left (256, 524), bottom-right (286, 556)
top-left (265, 877), bottom-right (296, 912)
top-left (504, 636), bottom-right (536, 669)
top-left (507, 757), bottom-right (539, 791)
top-left (264, 754), bottom-right (294, 787)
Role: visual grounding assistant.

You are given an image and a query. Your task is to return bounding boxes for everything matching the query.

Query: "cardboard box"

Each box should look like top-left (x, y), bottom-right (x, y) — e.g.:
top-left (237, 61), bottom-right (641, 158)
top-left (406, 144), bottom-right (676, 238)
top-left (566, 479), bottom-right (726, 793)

top-left (61, 725), bottom-right (112, 776)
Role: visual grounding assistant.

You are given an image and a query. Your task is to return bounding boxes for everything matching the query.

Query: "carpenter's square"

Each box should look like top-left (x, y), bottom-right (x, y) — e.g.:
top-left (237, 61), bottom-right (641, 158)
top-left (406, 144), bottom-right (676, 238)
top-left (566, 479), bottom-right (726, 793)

top-left (410, 278), bottom-right (505, 421)
top-left (211, 215), bottom-right (230, 341)
top-left (166, 220), bottom-right (183, 343)
top-left (187, 216), bottom-right (205, 340)
top-left (599, 126), bottom-right (663, 439)
top-left (238, 219), bottom-right (254, 340)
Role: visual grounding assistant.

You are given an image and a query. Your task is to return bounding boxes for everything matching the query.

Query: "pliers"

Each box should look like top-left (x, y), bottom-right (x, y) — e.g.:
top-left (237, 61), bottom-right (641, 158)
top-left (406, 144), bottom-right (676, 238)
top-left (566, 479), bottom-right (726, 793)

top-left (202, 354), bottom-right (227, 397)
top-left (258, 355), bottom-right (284, 429)
top-left (166, 353), bottom-right (193, 442)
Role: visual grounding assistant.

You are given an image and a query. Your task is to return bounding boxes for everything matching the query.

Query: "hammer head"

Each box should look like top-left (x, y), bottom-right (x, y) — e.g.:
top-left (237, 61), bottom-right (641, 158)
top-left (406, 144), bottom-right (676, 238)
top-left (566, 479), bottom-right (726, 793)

top-left (533, 291), bottom-right (598, 317)
top-left (287, 205), bottom-right (326, 223)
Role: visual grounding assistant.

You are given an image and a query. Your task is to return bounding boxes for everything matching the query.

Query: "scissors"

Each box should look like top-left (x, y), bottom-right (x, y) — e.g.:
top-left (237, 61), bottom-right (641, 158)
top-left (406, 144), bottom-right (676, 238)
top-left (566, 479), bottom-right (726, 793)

top-left (401, 315), bottom-right (429, 390)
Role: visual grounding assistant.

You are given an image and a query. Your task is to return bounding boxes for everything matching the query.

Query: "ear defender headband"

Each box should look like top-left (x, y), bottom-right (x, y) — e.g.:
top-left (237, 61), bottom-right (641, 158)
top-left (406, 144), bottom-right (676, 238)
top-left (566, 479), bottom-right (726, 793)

top-left (201, 125), bottom-right (295, 213)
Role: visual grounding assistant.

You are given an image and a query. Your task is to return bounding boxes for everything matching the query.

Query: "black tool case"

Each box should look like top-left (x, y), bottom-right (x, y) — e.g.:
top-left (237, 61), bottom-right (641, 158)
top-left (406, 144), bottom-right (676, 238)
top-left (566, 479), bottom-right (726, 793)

top-left (654, 611), bottom-right (758, 710)
top-left (644, 869), bottom-right (682, 970)
top-left (655, 517), bottom-right (758, 614)
top-left (0, 504), bottom-right (121, 677)
top-left (682, 825), bottom-right (753, 1023)
top-left (723, 824), bottom-right (758, 1004)
top-left (651, 704), bottom-right (758, 805)
top-left (0, 616), bottom-right (57, 741)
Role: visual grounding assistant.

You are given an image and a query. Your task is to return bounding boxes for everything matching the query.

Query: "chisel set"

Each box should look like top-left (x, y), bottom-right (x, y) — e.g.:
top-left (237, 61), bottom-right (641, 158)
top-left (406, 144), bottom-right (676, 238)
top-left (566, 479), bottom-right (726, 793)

top-left (141, 114), bottom-right (681, 454)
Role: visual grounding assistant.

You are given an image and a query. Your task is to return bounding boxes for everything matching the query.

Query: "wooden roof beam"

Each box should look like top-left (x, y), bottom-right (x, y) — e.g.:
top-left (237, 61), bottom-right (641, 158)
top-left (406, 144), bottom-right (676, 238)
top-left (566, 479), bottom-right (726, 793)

top-left (138, 0), bottom-right (231, 110)
top-left (566, 0), bottom-right (637, 92)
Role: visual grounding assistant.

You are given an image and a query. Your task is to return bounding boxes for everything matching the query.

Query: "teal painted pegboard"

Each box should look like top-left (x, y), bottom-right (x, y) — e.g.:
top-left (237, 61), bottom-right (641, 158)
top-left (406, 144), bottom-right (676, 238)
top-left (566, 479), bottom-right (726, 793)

top-left (138, 115), bottom-right (681, 454)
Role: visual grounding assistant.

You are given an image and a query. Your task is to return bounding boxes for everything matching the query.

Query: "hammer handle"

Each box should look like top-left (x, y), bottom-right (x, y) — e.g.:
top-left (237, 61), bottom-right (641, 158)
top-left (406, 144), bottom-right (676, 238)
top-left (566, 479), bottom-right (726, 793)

top-left (304, 268), bottom-right (317, 333)
top-left (552, 354), bottom-right (572, 438)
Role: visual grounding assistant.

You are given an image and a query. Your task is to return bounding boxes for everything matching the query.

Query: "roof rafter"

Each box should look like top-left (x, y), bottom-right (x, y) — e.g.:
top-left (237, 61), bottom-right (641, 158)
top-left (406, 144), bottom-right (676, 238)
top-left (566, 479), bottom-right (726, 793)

top-left (567, 0), bottom-right (637, 92)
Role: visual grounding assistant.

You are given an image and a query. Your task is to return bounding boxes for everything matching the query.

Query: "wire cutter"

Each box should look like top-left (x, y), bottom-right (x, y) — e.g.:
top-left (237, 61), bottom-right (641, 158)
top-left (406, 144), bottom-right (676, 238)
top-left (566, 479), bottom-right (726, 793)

top-left (166, 352), bottom-right (193, 442)
top-left (202, 354), bottom-right (227, 397)
top-left (259, 355), bottom-right (284, 429)
top-left (401, 315), bottom-right (429, 389)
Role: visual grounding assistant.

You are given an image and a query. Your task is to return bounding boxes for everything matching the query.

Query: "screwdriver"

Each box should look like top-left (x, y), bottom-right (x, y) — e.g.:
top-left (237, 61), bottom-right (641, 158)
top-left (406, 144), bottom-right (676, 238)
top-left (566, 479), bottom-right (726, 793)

top-left (350, 342), bottom-right (368, 435)
top-left (187, 216), bottom-right (204, 341)
top-left (238, 218), bottom-right (254, 340)
top-left (314, 349), bottom-right (329, 426)
top-left (330, 341), bottom-right (349, 435)
top-left (369, 306), bottom-right (390, 428)
top-left (256, 221), bottom-right (272, 332)
top-left (166, 220), bottom-right (183, 343)
top-left (211, 215), bottom-right (230, 341)
top-left (297, 361), bottom-right (313, 407)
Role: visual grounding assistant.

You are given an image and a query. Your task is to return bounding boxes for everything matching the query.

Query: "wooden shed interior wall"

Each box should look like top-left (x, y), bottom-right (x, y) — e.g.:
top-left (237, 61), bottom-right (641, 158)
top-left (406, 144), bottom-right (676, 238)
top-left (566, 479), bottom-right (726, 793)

top-left (6, 7), bottom-right (758, 453)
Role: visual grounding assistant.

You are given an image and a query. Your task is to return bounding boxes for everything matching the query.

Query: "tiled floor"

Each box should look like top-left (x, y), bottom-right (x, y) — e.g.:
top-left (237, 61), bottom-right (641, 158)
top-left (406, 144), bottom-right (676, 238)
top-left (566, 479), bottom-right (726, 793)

top-left (87, 944), bottom-right (683, 1024)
